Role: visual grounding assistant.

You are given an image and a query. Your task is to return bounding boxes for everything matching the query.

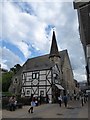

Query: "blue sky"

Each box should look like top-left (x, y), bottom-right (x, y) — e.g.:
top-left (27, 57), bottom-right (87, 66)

top-left (0, 0), bottom-right (86, 82)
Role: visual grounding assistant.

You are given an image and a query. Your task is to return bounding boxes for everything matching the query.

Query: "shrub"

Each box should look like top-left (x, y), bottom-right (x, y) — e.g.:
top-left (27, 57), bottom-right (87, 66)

top-left (17, 97), bottom-right (30, 105)
top-left (2, 92), bottom-right (13, 97)
top-left (2, 97), bottom-right (9, 109)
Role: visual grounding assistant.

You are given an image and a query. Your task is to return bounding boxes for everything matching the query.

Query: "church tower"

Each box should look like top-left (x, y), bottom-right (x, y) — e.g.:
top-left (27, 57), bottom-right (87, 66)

top-left (49, 30), bottom-right (63, 103)
top-left (49, 30), bottom-right (60, 64)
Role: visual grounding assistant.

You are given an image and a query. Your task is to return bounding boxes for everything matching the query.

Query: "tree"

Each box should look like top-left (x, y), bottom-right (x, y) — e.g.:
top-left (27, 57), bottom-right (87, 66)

top-left (2, 72), bottom-right (13, 92)
top-left (2, 64), bottom-right (21, 92)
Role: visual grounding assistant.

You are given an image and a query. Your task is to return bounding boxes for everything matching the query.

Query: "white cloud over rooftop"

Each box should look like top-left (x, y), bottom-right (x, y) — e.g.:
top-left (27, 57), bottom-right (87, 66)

top-left (0, 1), bottom-right (86, 81)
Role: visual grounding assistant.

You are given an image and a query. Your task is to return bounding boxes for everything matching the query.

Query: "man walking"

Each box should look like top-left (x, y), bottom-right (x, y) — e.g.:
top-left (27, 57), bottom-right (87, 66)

top-left (63, 94), bottom-right (68, 107)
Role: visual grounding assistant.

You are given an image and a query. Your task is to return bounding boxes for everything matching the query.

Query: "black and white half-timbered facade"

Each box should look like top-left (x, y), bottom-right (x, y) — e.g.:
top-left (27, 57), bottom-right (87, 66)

top-left (22, 64), bottom-right (62, 102)
top-left (9, 31), bottom-right (75, 103)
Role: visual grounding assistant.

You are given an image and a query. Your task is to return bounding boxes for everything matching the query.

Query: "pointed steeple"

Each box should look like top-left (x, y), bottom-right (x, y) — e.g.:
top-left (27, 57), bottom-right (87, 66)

top-left (49, 31), bottom-right (60, 58)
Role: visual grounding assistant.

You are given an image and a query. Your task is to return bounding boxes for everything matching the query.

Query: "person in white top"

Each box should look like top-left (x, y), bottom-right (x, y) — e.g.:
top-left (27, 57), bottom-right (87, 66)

top-left (28, 97), bottom-right (36, 113)
top-left (58, 95), bottom-right (62, 107)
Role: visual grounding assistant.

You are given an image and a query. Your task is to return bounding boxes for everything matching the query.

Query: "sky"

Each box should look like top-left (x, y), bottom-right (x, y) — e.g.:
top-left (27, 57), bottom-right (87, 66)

top-left (0, 0), bottom-right (87, 82)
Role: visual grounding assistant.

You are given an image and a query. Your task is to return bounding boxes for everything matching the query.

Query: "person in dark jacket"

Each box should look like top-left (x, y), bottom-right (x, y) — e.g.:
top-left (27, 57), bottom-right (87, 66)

top-left (9, 95), bottom-right (16, 111)
top-left (63, 94), bottom-right (68, 107)
top-left (46, 94), bottom-right (49, 103)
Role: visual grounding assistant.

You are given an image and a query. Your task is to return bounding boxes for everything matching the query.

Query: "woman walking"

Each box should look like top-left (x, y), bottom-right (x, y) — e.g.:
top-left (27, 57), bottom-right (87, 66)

top-left (81, 93), bottom-right (84, 106)
top-left (28, 97), bottom-right (36, 113)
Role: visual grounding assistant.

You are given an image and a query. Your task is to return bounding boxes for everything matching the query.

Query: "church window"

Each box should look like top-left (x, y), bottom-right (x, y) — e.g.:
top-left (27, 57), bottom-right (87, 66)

top-left (14, 78), bottom-right (17, 83)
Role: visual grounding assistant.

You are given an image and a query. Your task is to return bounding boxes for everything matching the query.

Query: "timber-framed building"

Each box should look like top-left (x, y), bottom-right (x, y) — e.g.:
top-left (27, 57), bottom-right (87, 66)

top-left (9, 31), bottom-right (75, 103)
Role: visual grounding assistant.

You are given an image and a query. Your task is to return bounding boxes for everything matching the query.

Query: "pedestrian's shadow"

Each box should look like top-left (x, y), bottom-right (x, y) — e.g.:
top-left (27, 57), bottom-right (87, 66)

top-left (67, 107), bottom-right (75, 109)
top-left (57, 113), bottom-right (63, 115)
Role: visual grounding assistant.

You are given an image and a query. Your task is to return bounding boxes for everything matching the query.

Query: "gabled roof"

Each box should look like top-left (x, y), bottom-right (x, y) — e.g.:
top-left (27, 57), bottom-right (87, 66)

top-left (22, 50), bottom-right (67, 72)
top-left (49, 31), bottom-right (60, 58)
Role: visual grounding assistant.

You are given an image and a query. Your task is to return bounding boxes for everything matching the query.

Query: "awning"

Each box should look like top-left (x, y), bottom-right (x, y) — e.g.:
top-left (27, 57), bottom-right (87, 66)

top-left (55, 84), bottom-right (64, 90)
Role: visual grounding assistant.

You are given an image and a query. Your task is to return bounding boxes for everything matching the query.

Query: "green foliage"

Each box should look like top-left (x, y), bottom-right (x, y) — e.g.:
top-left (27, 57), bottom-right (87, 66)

top-left (2, 72), bottom-right (13, 92)
top-left (2, 92), bottom-right (13, 97)
top-left (2, 64), bottom-right (21, 92)
top-left (17, 97), bottom-right (30, 105)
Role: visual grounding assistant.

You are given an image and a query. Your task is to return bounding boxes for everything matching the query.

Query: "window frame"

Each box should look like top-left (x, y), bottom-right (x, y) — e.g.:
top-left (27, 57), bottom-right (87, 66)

top-left (32, 72), bottom-right (39, 79)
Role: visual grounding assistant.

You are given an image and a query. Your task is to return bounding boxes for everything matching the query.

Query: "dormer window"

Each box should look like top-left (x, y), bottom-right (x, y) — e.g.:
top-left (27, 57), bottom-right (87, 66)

top-left (32, 72), bottom-right (39, 79)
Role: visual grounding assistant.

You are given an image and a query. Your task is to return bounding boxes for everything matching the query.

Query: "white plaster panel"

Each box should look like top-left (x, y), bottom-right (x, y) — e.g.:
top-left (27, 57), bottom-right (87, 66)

top-left (40, 71), bottom-right (46, 74)
top-left (26, 81), bottom-right (31, 86)
top-left (47, 78), bottom-right (51, 85)
top-left (27, 72), bottom-right (32, 76)
top-left (40, 74), bottom-right (46, 80)
top-left (47, 86), bottom-right (52, 94)
top-left (47, 70), bottom-right (51, 76)
top-left (26, 76), bottom-right (32, 81)
top-left (39, 81), bottom-right (46, 85)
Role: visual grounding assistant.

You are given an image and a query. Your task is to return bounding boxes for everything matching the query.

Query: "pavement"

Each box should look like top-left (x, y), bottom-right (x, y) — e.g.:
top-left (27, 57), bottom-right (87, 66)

top-left (1, 100), bottom-right (88, 119)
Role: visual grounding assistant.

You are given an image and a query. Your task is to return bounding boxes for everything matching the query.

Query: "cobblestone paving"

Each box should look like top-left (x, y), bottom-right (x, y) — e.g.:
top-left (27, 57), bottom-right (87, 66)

top-left (2, 100), bottom-right (88, 119)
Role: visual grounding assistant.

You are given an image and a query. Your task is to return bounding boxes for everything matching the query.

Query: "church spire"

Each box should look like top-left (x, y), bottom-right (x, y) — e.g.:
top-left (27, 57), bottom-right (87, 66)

top-left (49, 30), bottom-right (60, 58)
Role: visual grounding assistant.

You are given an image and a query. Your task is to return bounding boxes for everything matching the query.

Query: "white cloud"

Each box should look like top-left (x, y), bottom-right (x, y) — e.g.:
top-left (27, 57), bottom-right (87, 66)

top-left (74, 73), bottom-right (87, 82)
top-left (1, 1), bottom-right (87, 81)
top-left (2, 0), bottom-right (74, 3)
top-left (2, 2), bottom-right (50, 57)
top-left (0, 46), bottom-right (23, 70)
top-left (2, 2), bottom-right (31, 58)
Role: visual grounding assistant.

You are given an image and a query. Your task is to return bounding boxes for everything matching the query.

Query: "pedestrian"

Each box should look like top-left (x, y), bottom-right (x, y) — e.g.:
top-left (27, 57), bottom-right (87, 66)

top-left (74, 93), bottom-right (76, 100)
top-left (63, 94), bottom-right (68, 107)
top-left (46, 94), bottom-right (49, 103)
top-left (77, 94), bottom-right (80, 100)
top-left (85, 93), bottom-right (88, 102)
top-left (9, 95), bottom-right (16, 111)
top-left (80, 93), bottom-right (84, 106)
top-left (28, 97), bottom-right (36, 113)
top-left (35, 97), bottom-right (38, 106)
top-left (40, 94), bottom-right (42, 105)
top-left (58, 95), bottom-right (62, 107)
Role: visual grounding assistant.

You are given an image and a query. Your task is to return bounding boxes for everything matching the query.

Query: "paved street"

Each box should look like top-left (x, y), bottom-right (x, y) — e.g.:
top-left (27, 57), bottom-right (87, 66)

top-left (2, 100), bottom-right (88, 119)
